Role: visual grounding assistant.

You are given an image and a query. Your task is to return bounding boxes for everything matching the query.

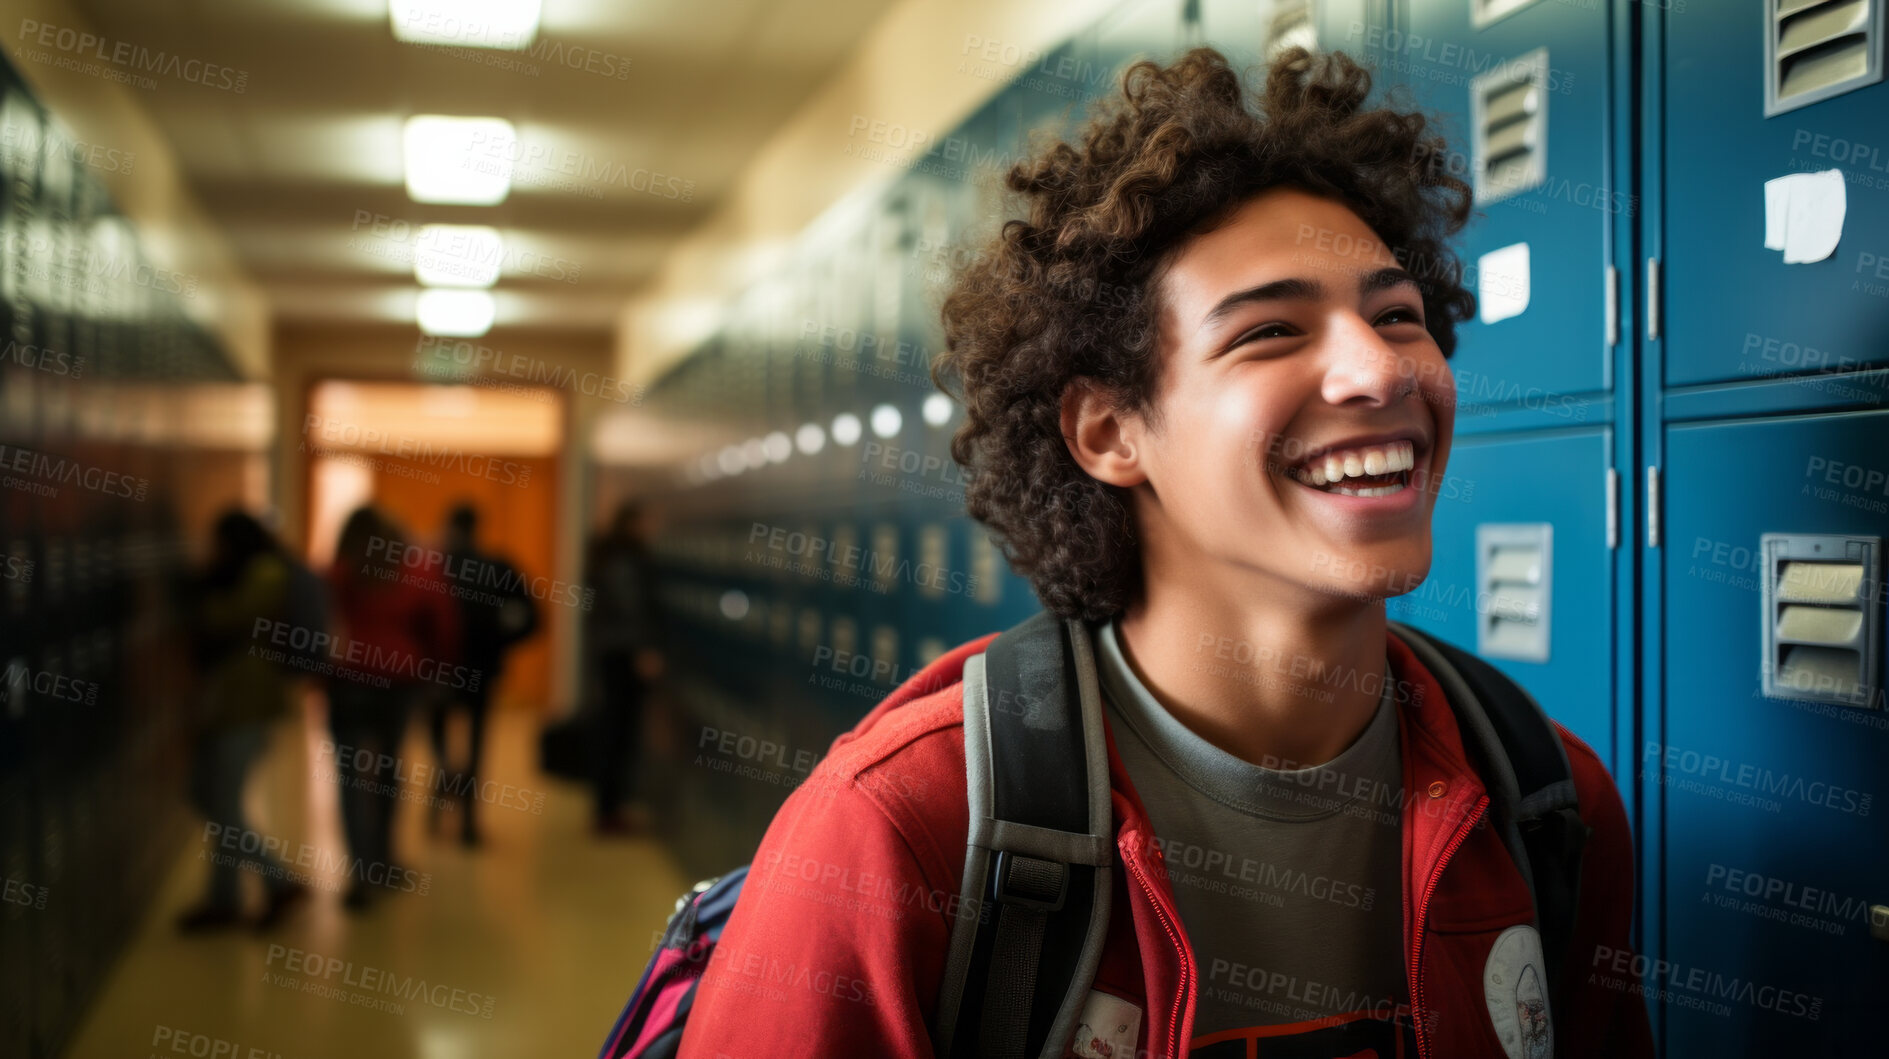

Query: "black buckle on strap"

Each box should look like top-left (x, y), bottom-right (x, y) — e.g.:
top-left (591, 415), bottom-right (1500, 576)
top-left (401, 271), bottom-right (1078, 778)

top-left (991, 851), bottom-right (1068, 912)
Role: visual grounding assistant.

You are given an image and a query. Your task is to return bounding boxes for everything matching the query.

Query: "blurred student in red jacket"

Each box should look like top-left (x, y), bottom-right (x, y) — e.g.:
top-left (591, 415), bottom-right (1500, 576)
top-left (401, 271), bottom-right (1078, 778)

top-left (325, 504), bottom-right (460, 910)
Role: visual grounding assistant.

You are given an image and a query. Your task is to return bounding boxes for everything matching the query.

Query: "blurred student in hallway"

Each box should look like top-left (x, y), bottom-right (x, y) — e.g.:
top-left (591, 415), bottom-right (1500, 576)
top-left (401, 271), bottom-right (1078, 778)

top-left (325, 505), bottom-right (460, 908)
top-left (428, 502), bottom-right (541, 848)
top-left (585, 501), bottom-right (663, 836)
top-left (177, 510), bottom-right (309, 933)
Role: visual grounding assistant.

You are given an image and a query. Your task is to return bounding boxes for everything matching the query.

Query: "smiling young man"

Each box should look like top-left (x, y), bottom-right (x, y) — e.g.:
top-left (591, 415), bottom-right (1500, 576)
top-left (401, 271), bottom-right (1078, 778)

top-left (676, 47), bottom-right (1652, 1059)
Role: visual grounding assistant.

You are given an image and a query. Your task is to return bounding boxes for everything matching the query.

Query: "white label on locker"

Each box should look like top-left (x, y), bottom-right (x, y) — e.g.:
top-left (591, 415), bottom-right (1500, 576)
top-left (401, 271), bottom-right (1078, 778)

top-left (1763, 169), bottom-right (1846, 264)
top-left (1478, 241), bottom-right (1531, 324)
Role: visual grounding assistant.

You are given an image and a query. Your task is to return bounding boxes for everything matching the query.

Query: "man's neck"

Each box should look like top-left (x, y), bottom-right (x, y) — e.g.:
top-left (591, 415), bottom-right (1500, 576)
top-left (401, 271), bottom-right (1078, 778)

top-left (1115, 569), bottom-right (1392, 771)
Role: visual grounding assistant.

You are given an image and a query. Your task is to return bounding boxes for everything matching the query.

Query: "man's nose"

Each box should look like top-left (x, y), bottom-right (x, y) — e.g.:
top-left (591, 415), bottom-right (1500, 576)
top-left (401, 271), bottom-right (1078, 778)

top-left (1319, 315), bottom-right (1418, 407)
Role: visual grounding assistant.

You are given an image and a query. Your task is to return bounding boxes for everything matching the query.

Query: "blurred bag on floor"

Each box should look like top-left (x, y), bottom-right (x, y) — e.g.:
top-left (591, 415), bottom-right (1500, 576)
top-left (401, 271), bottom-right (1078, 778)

top-left (538, 709), bottom-right (594, 782)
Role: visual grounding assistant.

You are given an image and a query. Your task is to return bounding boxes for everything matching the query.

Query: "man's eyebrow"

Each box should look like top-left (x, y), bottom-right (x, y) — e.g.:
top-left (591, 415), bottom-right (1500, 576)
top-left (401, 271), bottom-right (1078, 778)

top-left (1196, 268), bottom-right (1422, 332)
top-left (1198, 277), bottom-right (1325, 331)
top-left (1359, 266), bottom-right (1422, 297)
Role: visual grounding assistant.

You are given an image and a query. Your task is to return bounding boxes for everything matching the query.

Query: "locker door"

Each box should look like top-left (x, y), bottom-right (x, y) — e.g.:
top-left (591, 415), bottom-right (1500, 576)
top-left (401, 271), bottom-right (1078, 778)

top-left (1656, 411), bottom-right (1888, 1054)
top-left (1389, 429), bottom-right (1618, 767)
top-left (1649, 4), bottom-right (1889, 1054)
top-left (1312, 0), bottom-right (1374, 55)
top-left (1194, 0), bottom-right (1373, 68)
top-left (1093, 0), bottom-right (1182, 76)
top-left (1198, 0), bottom-right (1274, 69)
top-left (1397, 0), bottom-right (1618, 400)
top-left (1662, 0), bottom-right (1889, 387)
top-left (1006, 37), bottom-right (1099, 138)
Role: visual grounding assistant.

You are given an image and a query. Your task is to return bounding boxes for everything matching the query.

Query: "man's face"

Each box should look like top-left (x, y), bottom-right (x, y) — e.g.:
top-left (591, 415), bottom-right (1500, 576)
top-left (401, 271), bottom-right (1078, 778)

top-left (1131, 187), bottom-right (1456, 606)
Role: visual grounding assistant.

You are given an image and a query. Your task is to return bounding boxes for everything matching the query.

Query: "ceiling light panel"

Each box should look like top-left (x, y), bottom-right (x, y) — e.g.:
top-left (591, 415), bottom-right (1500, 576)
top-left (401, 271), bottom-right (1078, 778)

top-left (404, 115), bottom-right (515, 205)
top-left (414, 224), bottom-right (503, 287)
top-left (416, 288), bottom-right (498, 336)
top-left (389, 0), bottom-right (543, 50)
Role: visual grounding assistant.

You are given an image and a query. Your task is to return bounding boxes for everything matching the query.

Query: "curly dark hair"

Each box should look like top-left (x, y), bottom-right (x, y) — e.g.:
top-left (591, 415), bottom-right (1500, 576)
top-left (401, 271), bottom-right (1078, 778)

top-left (934, 46), bottom-right (1476, 622)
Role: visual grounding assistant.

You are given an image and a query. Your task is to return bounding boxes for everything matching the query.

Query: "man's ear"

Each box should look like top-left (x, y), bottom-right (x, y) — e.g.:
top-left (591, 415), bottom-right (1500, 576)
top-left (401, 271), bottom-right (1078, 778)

top-left (1060, 378), bottom-right (1148, 489)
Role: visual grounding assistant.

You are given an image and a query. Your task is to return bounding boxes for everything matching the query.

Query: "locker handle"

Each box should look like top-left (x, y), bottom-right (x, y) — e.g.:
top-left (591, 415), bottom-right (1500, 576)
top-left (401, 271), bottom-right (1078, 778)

top-left (1605, 467), bottom-right (1619, 550)
top-left (1604, 265), bottom-right (1619, 348)
top-left (1646, 257), bottom-right (1661, 341)
top-left (1646, 465), bottom-right (1661, 548)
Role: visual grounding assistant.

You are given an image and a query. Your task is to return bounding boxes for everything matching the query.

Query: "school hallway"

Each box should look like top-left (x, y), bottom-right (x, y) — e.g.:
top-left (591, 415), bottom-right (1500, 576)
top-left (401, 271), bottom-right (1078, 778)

top-left (57, 695), bottom-right (688, 1059)
top-left (5, 0), bottom-right (1886, 1055)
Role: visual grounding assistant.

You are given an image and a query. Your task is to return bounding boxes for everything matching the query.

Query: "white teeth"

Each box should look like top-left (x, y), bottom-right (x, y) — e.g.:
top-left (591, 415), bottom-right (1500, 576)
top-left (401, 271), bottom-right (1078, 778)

top-left (1289, 440), bottom-right (1416, 493)
top-left (1326, 483), bottom-right (1404, 497)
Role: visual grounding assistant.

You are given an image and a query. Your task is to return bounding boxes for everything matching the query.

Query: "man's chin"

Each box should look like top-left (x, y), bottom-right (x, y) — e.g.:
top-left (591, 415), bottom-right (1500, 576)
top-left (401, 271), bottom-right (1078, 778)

top-left (1301, 578), bottom-right (1422, 612)
top-left (1298, 549), bottom-right (1430, 599)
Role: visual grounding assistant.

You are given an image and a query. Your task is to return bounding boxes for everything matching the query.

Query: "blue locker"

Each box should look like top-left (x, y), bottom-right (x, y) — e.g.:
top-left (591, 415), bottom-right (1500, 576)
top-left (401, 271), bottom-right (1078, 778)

top-left (1657, 410), bottom-right (1888, 1054)
top-left (1644, 2), bottom-right (1889, 1054)
top-left (1398, 0), bottom-right (1619, 400)
top-left (1196, 0), bottom-right (1376, 84)
top-left (1005, 37), bottom-right (1098, 142)
top-left (1197, 0), bottom-right (1272, 71)
top-left (1394, 428), bottom-right (1619, 768)
top-left (1091, 0), bottom-right (1183, 81)
top-left (1312, 0), bottom-right (1376, 59)
top-left (1663, 1), bottom-right (1889, 387)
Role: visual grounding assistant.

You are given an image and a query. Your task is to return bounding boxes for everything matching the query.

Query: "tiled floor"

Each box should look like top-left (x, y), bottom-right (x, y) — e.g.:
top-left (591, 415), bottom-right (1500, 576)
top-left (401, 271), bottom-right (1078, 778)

top-left (63, 693), bottom-right (689, 1059)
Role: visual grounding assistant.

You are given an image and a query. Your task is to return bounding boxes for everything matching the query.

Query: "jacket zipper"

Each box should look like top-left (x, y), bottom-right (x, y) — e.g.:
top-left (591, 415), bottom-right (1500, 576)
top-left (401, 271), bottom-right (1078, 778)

top-left (1122, 846), bottom-right (1192, 1059)
top-left (1408, 795), bottom-right (1489, 1059)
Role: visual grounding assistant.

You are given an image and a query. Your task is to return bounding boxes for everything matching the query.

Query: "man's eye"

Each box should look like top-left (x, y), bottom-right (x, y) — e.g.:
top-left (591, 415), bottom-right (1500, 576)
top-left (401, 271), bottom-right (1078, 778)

top-left (1375, 306), bottom-right (1426, 328)
top-left (1235, 323), bottom-right (1296, 345)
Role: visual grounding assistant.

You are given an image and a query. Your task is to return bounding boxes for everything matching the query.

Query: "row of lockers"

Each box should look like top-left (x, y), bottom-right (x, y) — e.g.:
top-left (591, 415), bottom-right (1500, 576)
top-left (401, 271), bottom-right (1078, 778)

top-left (0, 53), bottom-right (245, 1059)
top-left (1383, 2), bottom-right (1887, 1054)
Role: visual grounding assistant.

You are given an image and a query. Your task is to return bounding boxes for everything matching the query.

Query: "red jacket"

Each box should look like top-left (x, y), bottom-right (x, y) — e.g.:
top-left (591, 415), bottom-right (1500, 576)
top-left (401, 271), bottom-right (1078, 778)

top-left (326, 563), bottom-right (461, 686)
top-left (678, 628), bottom-right (1654, 1058)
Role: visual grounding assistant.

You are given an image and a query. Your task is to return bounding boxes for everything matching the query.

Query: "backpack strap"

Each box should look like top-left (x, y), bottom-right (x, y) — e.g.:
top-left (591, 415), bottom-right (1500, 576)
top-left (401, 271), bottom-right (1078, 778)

top-left (934, 612), bottom-right (1115, 1059)
top-left (1389, 621), bottom-right (1591, 1034)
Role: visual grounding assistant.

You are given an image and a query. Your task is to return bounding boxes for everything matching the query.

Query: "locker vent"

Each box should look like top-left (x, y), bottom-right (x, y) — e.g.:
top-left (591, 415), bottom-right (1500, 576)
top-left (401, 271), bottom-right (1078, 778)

top-left (1265, 0), bottom-right (1317, 60)
top-left (797, 607), bottom-right (822, 655)
top-left (1767, 0), bottom-right (1885, 116)
top-left (918, 523), bottom-right (948, 600)
top-left (1760, 534), bottom-right (1881, 708)
top-left (971, 532), bottom-right (1004, 606)
top-left (1477, 523), bottom-right (1553, 663)
top-left (871, 522), bottom-right (899, 591)
top-left (829, 523), bottom-right (857, 576)
top-left (1473, 0), bottom-right (1547, 31)
top-left (831, 615), bottom-right (858, 660)
top-left (872, 625), bottom-right (899, 677)
top-left (1470, 48), bottom-right (1549, 205)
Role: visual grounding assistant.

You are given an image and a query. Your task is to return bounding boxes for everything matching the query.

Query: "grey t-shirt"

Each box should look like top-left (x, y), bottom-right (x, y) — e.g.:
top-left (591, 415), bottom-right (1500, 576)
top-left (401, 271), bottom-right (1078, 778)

top-left (1094, 620), bottom-right (1410, 1046)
